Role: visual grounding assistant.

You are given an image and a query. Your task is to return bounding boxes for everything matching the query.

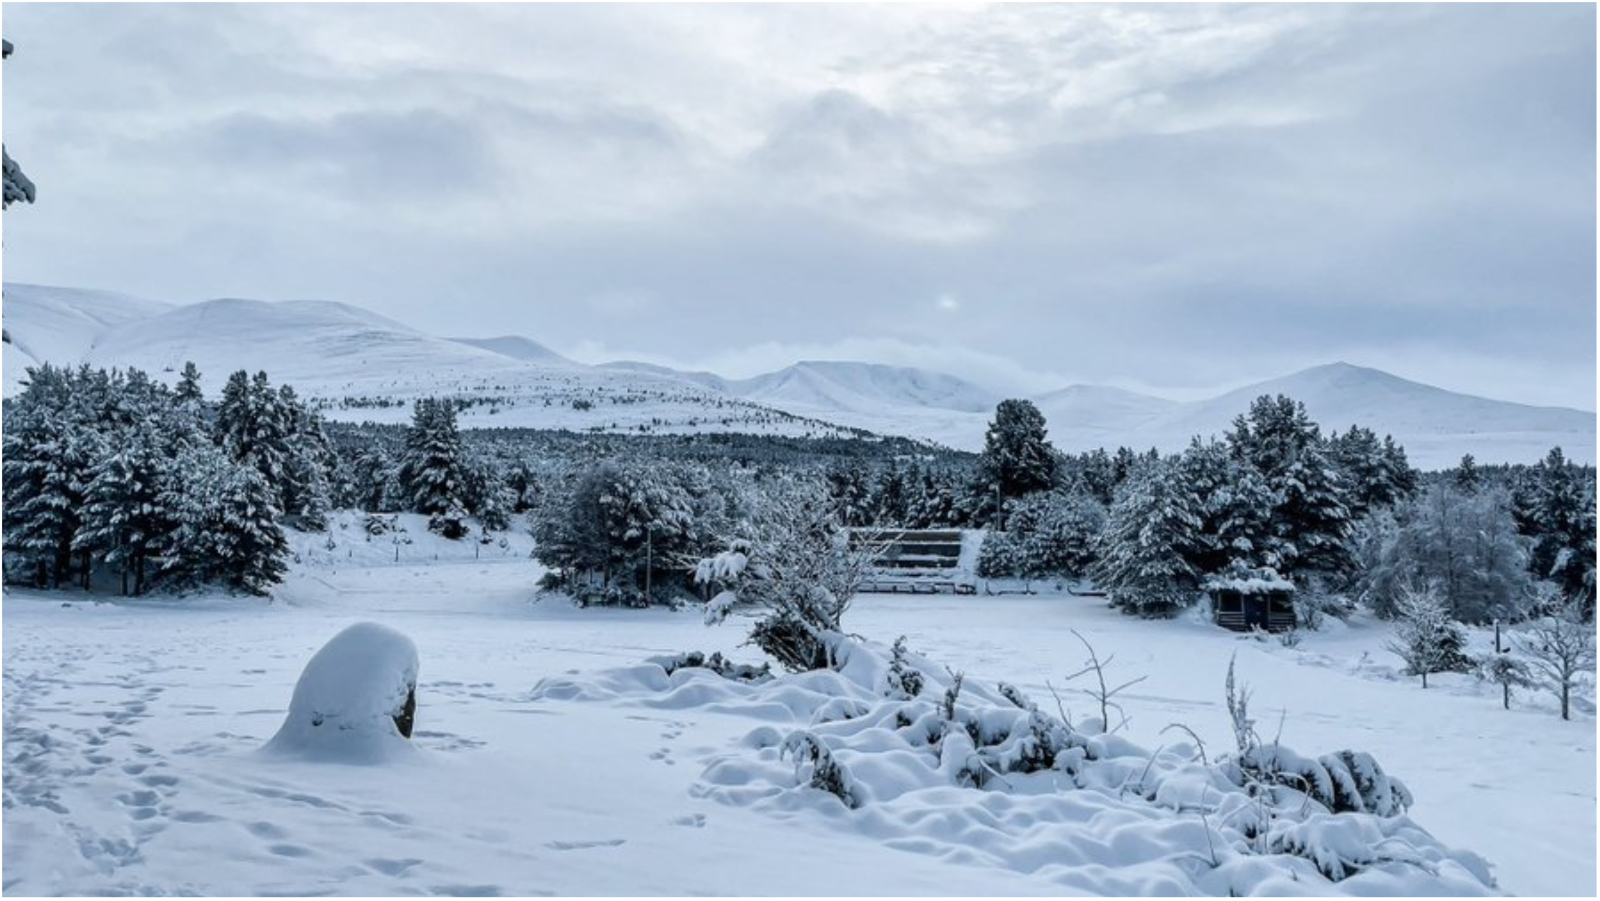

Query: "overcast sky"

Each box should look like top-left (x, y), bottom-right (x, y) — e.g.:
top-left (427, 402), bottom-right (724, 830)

top-left (2, 3), bottom-right (1594, 409)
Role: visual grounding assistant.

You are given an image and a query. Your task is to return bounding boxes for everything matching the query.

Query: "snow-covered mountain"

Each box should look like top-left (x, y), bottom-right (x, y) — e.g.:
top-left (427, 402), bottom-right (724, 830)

top-left (4, 283), bottom-right (1591, 467)
top-left (449, 335), bottom-right (575, 367)
top-left (1, 284), bottom-right (175, 394)
top-left (0, 284), bottom-right (869, 441)
top-left (730, 361), bottom-right (1000, 414)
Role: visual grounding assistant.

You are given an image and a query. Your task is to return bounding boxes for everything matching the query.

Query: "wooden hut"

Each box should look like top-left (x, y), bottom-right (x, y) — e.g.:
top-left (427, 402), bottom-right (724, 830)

top-left (1206, 567), bottom-right (1296, 632)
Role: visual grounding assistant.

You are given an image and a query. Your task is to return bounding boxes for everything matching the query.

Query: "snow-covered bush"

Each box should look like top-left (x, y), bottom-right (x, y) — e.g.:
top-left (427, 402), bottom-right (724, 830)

top-left (538, 636), bottom-right (1494, 895)
top-left (653, 650), bottom-right (772, 683)
top-left (262, 622), bottom-right (420, 764)
top-left (696, 480), bottom-right (875, 671)
top-left (884, 635), bottom-right (925, 699)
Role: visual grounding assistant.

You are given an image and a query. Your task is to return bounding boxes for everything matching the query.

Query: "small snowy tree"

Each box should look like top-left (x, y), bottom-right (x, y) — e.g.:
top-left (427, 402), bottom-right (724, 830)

top-left (697, 480), bottom-right (874, 672)
top-left (1515, 594), bottom-right (1596, 721)
top-left (1480, 652), bottom-right (1531, 711)
top-left (1384, 582), bottom-right (1468, 688)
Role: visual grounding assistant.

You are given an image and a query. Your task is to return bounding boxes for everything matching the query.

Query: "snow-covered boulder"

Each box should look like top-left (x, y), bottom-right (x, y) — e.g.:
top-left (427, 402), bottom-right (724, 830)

top-left (262, 622), bottom-right (419, 764)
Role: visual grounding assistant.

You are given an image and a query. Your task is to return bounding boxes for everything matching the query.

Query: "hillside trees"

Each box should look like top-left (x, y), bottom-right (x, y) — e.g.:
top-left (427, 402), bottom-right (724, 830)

top-left (2, 363), bottom-right (307, 596)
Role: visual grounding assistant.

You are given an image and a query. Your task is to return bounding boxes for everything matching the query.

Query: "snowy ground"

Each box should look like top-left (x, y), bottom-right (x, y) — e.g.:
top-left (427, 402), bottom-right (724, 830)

top-left (3, 520), bottom-right (1594, 895)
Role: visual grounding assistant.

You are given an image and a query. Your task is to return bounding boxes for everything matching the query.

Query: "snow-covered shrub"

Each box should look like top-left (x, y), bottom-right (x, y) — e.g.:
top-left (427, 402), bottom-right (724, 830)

top-left (654, 651), bottom-right (772, 683)
top-left (697, 480), bottom-right (875, 672)
top-left (261, 622), bottom-right (420, 764)
top-left (780, 731), bottom-right (858, 808)
top-left (428, 502), bottom-right (470, 540)
top-left (544, 634), bottom-right (1492, 895)
top-left (884, 635), bottom-right (924, 699)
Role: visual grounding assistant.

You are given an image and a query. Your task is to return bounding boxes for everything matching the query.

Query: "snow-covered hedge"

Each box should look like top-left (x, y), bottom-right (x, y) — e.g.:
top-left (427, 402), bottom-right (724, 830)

top-left (533, 636), bottom-right (1496, 896)
top-left (262, 622), bottom-right (420, 764)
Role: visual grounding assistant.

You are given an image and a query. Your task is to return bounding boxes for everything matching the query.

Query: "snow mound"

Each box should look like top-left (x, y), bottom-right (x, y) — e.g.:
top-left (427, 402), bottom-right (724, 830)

top-left (535, 637), bottom-right (1496, 896)
top-left (262, 622), bottom-right (421, 765)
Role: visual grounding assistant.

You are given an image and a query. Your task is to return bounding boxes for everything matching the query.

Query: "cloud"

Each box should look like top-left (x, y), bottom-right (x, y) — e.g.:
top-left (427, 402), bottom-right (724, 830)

top-left (1, 3), bottom-right (1591, 412)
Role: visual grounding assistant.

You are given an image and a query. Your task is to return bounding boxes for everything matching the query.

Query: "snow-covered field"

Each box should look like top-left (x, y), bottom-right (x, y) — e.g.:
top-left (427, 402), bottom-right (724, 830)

top-left (3, 518), bottom-right (1594, 896)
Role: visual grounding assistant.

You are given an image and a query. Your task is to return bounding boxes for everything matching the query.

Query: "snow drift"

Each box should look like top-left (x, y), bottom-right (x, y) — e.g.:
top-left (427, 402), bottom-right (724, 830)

top-left (532, 636), bottom-right (1497, 896)
top-left (262, 622), bottom-right (420, 764)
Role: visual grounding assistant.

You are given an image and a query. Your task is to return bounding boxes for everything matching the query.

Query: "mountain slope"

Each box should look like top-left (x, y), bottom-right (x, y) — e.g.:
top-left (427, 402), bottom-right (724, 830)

top-left (449, 336), bottom-right (575, 367)
top-left (1143, 363), bottom-right (1596, 468)
top-left (730, 361), bottom-right (1000, 414)
top-left (3, 283), bottom-right (1588, 466)
top-left (0, 286), bottom-right (875, 441)
top-left (2, 283), bottom-right (175, 392)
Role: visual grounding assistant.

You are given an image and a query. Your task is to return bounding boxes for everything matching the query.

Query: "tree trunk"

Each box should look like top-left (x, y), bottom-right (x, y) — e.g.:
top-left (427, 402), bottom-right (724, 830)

top-left (1502, 682), bottom-right (1510, 710)
top-left (1421, 671), bottom-right (1428, 689)
top-left (1561, 683), bottom-right (1570, 721)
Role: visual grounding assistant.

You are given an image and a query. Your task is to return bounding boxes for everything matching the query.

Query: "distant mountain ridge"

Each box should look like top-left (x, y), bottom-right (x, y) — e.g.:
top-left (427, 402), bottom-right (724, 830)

top-left (3, 282), bottom-right (1591, 468)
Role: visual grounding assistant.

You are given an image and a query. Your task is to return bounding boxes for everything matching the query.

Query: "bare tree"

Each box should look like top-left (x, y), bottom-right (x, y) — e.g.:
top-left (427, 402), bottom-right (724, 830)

top-left (1515, 596), bottom-right (1596, 721)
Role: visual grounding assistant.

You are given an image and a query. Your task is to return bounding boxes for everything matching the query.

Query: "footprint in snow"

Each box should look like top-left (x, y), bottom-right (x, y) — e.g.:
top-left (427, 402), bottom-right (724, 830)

top-left (544, 838), bottom-right (627, 851)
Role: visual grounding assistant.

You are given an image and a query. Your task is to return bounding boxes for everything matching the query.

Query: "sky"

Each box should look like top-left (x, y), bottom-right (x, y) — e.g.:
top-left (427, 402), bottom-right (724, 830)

top-left (1, 3), bottom-right (1594, 410)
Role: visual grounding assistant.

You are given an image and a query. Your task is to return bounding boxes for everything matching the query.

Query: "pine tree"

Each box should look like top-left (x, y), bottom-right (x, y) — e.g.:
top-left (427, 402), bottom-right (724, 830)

top-left (1091, 457), bottom-right (1202, 617)
top-left (1453, 454), bottom-right (1481, 494)
top-left (175, 361), bottom-right (204, 406)
top-left (1177, 438), bottom-right (1275, 577)
top-left (1228, 395), bottom-right (1355, 581)
top-left (980, 399), bottom-right (1055, 501)
top-left (2, 366), bottom-right (100, 588)
top-left (398, 398), bottom-right (467, 521)
top-left (73, 426), bottom-right (170, 596)
top-left (1527, 448), bottom-right (1593, 609)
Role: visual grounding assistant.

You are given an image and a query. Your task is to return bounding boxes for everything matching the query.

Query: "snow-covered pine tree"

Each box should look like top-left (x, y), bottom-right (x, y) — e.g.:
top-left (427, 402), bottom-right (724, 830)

top-left (825, 461), bottom-right (872, 527)
top-left (1002, 490), bottom-right (1106, 583)
top-left (398, 397), bottom-right (467, 524)
top-left (276, 384), bottom-right (335, 530)
top-left (1329, 425), bottom-right (1412, 517)
top-left (1176, 438), bottom-right (1275, 577)
top-left (72, 425), bottom-right (171, 596)
top-left (1453, 453), bottom-right (1481, 494)
top-left (872, 461), bottom-right (910, 527)
top-left (1, 365), bottom-right (101, 588)
top-left (208, 456), bottom-right (291, 595)
top-left (1228, 395), bottom-right (1355, 582)
top-left (1090, 456), bottom-right (1203, 617)
top-left (215, 370), bottom-right (298, 514)
top-left (156, 440), bottom-right (287, 593)
top-left (1, 39), bottom-right (35, 209)
top-left (174, 361), bottom-right (204, 406)
top-left (980, 399), bottom-right (1055, 501)
top-left (461, 452), bottom-right (514, 532)
top-left (341, 446), bottom-right (396, 512)
top-left (1526, 447), bottom-right (1594, 612)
